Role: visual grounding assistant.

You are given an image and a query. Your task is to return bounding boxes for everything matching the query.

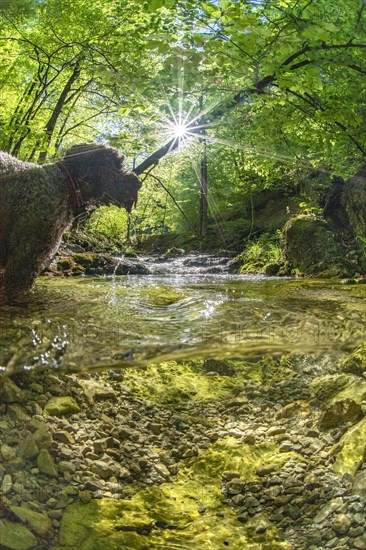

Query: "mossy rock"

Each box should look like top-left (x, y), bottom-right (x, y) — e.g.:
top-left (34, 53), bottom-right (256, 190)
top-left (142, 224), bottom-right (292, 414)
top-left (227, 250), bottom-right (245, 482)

top-left (338, 343), bottom-right (366, 376)
top-left (124, 247), bottom-right (138, 258)
top-left (72, 253), bottom-right (106, 269)
top-left (309, 374), bottom-right (351, 402)
top-left (10, 506), bottom-right (54, 538)
top-left (56, 257), bottom-right (77, 272)
top-left (333, 417), bottom-right (366, 477)
top-left (143, 287), bottom-right (184, 307)
top-left (283, 216), bottom-right (351, 276)
top-left (44, 396), bottom-right (80, 416)
top-left (264, 262), bottom-right (281, 276)
top-left (0, 519), bottom-right (38, 549)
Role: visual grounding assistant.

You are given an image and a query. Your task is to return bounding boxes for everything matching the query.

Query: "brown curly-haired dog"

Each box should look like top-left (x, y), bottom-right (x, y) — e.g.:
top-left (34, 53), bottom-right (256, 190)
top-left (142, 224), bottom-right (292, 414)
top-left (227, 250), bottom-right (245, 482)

top-left (0, 143), bottom-right (141, 300)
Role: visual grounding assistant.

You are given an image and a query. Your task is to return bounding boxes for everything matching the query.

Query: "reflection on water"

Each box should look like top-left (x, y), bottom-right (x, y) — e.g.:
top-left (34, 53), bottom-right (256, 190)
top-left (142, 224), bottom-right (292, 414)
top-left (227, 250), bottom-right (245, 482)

top-left (1, 269), bottom-right (366, 373)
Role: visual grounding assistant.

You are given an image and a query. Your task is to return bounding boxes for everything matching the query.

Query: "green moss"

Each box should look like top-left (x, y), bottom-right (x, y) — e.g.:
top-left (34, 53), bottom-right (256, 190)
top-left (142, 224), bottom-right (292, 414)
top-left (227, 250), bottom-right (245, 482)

top-left (124, 247), bottom-right (138, 258)
top-left (163, 246), bottom-right (185, 258)
top-left (0, 519), bottom-right (38, 550)
top-left (44, 396), bottom-right (80, 416)
top-left (331, 380), bottom-right (366, 405)
top-left (52, 438), bottom-right (294, 550)
top-left (72, 253), bottom-right (102, 269)
top-left (56, 257), bottom-right (77, 271)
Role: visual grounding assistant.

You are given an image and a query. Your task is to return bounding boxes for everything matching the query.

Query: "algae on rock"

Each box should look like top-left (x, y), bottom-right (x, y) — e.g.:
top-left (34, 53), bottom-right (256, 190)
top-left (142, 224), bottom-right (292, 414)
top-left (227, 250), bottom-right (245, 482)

top-left (52, 437), bottom-right (295, 550)
top-left (332, 417), bottom-right (366, 477)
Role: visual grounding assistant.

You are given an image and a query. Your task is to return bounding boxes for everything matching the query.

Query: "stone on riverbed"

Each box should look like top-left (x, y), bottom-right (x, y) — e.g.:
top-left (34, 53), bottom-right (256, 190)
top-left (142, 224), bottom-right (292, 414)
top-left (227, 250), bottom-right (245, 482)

top-left (0, 519), bottom-right (38, 550)
top-left (44, 396), bottom-right (80, 416)
top-left (10, 506), bottom-right (54, 538)
top-left (37, 449), bottom-right (58, 477)
top-left (332, 417), bottom-right (366, 476)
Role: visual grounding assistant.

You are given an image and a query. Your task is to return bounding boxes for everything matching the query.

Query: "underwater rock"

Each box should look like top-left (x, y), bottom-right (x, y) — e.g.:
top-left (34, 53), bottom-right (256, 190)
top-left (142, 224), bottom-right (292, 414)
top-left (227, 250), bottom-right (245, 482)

top-left (331, 513), bottom-right (351, 535)
top-left (0, 519), bottom-right (38, 550)
top-left (353, 471), bottom-right (366, 500)
top-left (0, 378), bottom-right (25, 403)
top-left (18, 435), bottom-right (39, 460)
top-left (309, 373), bottom-right (350, 402)
top-left (318, 398), bottom-right (362, 430)
top-left (10, 506), bottom-right (54, 538)
top-left (37, 449), bottom-right (58, 478)
top-left (275, 400), bottom-right (309, 419)
top-left (332, 417), bottom-right (366, 476)
top-left (338, 343), bottom-right (366, 377)
top-left (44, 396), bottom-right (80, 416)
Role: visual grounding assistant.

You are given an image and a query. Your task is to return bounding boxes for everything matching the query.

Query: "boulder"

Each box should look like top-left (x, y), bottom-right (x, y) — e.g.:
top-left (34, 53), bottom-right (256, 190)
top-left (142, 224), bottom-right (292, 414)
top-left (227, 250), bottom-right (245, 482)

top-left (283, 216), bottom-right (351, 276)
top-left (324, 166), bottom-right (366, 238)
top-left (333, 417), bottom-right (366, 476)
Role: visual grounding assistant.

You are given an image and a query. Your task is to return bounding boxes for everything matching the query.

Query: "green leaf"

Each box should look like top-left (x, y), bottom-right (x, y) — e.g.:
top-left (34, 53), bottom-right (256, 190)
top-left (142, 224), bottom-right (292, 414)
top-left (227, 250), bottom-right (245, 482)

top-left (147, 0), bottom-right (164, 12)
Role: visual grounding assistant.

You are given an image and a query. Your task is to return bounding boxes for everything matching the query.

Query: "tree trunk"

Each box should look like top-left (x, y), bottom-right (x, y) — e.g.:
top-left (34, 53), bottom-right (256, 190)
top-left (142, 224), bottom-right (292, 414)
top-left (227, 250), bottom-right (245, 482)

top-left (199, 137), bottom-right (208, 239)
top-left (38, 65), bottom-right (81, 162)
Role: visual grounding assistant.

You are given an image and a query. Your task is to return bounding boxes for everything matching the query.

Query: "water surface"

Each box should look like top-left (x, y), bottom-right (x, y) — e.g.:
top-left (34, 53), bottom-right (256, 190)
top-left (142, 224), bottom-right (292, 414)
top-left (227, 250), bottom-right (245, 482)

top-left (1, 256), bottom-right (365, 373)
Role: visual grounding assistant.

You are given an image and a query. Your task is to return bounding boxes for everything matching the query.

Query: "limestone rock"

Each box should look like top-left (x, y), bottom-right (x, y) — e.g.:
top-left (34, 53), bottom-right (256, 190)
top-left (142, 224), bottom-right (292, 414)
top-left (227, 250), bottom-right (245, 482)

top-left (18, 435), bottom-right (39, 460)
top-left (0, 378), bottom-right (25, 403)
top-left (333, 417), bottom-right (366, 476)
top-left (0, 519), bottom-right (37, 549)
top-left (318, 398), bottom-right (362, 430)
top-left (10, 506), bottom-right (54, 538)
top-left (44, 396), bottom-right (80, 416)
top-left (283, 216), bottom-right (350, 276)
top-left (37, 449), bottom-right (58, 478)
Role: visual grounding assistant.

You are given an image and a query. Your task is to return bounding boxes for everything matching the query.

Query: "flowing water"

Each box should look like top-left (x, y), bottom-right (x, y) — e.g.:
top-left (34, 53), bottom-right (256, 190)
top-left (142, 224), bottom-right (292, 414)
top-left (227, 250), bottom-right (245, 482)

top-left (1, 255), bottom-right (365, 373)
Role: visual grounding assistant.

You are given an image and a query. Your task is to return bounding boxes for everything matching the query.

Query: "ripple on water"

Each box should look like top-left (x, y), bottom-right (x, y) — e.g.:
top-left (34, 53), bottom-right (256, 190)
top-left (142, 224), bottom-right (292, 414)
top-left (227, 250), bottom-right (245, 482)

top-left (0, 269), bottom-right (365, 373)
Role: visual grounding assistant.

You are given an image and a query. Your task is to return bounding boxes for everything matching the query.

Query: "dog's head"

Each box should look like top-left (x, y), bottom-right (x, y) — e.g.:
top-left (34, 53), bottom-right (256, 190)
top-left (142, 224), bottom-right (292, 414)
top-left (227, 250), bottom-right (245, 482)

top-left (63, 143), bottom-right (142, 213)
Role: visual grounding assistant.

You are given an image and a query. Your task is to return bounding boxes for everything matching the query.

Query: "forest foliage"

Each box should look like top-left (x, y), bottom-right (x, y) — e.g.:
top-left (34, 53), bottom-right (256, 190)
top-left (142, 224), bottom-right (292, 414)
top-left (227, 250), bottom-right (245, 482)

top-left (0, 0), bottom-right (365, 241)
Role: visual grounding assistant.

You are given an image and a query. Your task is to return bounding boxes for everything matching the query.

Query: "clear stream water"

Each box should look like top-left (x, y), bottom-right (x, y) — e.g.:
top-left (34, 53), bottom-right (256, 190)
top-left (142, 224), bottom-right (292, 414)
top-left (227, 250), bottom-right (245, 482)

top-left (1, 255), bottom-right (365, 373)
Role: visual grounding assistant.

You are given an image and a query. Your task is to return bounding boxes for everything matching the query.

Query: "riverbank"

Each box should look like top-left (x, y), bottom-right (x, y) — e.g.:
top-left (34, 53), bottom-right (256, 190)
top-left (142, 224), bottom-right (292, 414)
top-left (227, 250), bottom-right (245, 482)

top-left (2, 348), bottom-right (366, 549)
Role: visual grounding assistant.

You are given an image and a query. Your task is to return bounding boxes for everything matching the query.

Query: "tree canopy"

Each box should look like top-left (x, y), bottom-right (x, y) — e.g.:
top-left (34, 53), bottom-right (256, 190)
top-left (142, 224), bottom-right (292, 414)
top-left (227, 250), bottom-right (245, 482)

top-left (1, 0), bottom-right (365, 237)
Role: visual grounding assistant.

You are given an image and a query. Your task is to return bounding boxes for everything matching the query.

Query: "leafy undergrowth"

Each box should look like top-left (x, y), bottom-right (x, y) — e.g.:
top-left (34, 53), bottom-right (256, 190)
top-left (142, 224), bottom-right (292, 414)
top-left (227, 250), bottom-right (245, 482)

top-left (239, 232), bottom-right (285, 274)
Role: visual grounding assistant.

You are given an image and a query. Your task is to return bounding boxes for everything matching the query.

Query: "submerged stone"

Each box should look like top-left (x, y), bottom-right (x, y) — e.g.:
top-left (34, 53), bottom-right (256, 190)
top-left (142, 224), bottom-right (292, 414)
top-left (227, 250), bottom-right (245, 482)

top-left (333, 417), bottom-right (366, 476)
top-left (10, 506), bottom-right (54, 538)
top-left (318, 398), bottom-right (362, 430)
top-left (0, 378), bottom-right (25, 403)
top-left (37, 449), bottom-right (58, 477)
top-left (0, 519), bottom-right (38, 550)
top-left (339, 343), bottom-right (366, 376)
top-left (44, 396), bottom-right (80, 416)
